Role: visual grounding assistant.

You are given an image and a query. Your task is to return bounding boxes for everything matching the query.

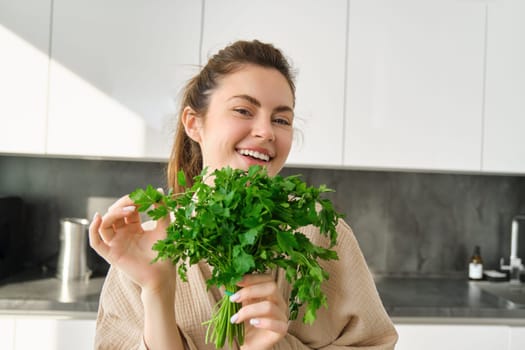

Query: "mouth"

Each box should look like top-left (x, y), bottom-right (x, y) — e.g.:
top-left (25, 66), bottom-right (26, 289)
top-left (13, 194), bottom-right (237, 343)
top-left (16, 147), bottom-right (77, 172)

top-left (237, 148), bottom-right (272, 162)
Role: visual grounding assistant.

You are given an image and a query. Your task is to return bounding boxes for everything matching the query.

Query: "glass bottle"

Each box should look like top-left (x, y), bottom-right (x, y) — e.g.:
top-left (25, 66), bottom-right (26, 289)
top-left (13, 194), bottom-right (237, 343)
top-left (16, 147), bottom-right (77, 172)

top-left (468, 245), bottom-right (484, 280)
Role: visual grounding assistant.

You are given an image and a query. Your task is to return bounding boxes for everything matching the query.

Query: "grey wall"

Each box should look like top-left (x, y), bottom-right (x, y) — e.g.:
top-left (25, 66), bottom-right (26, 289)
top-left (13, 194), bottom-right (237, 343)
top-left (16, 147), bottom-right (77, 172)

top-left (280, 168), bottom-right (525, 277)
top-left (1, 155), bottom-right (524, 278)
top-left (0, 155), bottom-right (166, 276)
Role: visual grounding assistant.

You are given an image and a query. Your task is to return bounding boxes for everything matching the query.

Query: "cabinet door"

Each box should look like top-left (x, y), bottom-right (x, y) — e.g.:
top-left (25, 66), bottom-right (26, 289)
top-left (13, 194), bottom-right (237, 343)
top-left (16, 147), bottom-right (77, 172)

top-left (509, 326), bottom-right (525, 350)
top-left (345, 0), bottom-right (485, 172)
top-left (55, 319), bottom-right (96, 350)
top-left (395, 324), bottom-right (509, 350)
top-left (47, 0), bottom-right (202, 159)
top-left (0, 0), bottom-right (50, 154)
top-left (483, 0), bottom-right (525, 174)
top-left (201, 0), bottom-right (347, 167)
top-left (15, 318), bottom-right (56, 350)
top-left (0, 318), bottom-right (15, 350)
top-left (14, 318), bottom-right (95, 350)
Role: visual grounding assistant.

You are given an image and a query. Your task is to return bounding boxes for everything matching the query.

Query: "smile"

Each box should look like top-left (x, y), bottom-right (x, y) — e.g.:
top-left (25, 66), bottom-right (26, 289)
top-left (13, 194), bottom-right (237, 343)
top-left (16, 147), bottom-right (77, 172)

top-left (237, 149), bottom-right (271, 162)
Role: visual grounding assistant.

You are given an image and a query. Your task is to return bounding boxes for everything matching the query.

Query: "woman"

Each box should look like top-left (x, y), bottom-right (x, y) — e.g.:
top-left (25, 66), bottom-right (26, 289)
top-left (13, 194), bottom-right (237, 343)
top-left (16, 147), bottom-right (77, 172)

top-left (89, 40), bottom-right (398, 350)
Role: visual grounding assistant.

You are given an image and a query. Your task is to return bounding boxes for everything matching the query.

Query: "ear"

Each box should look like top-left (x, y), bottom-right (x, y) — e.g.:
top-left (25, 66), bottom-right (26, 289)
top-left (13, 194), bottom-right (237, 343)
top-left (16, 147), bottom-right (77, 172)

top-left (181, 106), bottom-right (202, 143)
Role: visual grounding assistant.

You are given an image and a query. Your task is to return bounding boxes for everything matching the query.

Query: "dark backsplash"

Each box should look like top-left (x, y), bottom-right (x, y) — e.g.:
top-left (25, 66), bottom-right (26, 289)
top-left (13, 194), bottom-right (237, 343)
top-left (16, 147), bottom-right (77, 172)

top-left (1, 155), bottom-right (524, 278)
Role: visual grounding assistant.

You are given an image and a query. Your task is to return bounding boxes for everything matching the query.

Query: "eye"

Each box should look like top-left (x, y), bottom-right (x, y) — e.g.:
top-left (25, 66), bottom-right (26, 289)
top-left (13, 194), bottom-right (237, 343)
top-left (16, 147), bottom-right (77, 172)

top-left (233, 108), bottom-right (252, 117)
top-left (273, 116), bottom-right (292, 126)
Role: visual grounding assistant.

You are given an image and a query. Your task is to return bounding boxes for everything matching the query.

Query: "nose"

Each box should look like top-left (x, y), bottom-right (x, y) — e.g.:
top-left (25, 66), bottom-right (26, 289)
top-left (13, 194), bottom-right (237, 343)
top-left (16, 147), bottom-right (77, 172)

top-left (253, 116), bottom-right (275, 142)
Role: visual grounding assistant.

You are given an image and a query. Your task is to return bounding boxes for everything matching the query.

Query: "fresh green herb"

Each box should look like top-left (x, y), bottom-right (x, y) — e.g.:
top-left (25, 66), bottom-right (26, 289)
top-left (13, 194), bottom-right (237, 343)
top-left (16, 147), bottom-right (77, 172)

top-left (130, 165), bottom-right (343, 349)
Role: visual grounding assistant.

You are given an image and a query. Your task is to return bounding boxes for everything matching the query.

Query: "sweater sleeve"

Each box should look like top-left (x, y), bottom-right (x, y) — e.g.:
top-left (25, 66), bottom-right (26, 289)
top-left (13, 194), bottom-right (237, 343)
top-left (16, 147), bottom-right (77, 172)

top-left (93, 266), bottom-right (199, 350)
top-left (274, 220), bottom-right (398, 350)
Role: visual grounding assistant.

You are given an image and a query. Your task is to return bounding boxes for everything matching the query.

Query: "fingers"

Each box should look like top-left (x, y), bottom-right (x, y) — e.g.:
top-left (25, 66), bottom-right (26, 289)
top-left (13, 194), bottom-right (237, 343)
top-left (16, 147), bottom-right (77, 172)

top-left (234, 275), bottom-right (287, 311)
top-left (88, 189), bottom-right (169, 270)
top-left (107, 194), bottom-right (135, 211)
top-left (89, 212), bottom-right (110, 260)
top-left (248, 317), bottom-right (288, 337)
top-left (231, 300), bottom-right (288, 330)
top-left (229, 275), bottom-right (289, 336)
top-left (108, 195), bottom-right (140, 225)
top-left (89, 195), bottom-right (143, 249)
top-left (230, 301), bottom-right (289, 340)
top-left (99, 205), bottom-right (140, 242)
top-left (237, 273), bottom-right (274, 286)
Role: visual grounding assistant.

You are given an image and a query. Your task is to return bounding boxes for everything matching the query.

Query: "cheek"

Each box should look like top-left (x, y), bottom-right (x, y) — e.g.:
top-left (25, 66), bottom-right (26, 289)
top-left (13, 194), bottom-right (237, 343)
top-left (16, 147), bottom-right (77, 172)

top-left (278, 130), bottom-right (294, 153)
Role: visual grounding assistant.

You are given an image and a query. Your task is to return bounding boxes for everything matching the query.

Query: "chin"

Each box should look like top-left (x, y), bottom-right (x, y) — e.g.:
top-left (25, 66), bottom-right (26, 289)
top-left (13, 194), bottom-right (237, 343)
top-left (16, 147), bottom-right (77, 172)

top-left (265, 164), bottom-right (282, 177)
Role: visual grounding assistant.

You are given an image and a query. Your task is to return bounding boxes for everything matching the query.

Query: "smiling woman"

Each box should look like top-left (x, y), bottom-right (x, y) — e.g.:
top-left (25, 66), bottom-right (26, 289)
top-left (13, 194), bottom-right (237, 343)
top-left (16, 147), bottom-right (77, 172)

top-left (89, 40), bottom-right (398, 350)
top-left (168, 40), bottom-right (297, 194)
top-left (181, 64), bottom-right (294, 179)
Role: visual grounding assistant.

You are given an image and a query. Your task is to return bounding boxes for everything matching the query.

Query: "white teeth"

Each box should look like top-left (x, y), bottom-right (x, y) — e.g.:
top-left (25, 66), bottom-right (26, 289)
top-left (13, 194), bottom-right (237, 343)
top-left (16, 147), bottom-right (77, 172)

top-left (238, 149), bottom-right (270, 162)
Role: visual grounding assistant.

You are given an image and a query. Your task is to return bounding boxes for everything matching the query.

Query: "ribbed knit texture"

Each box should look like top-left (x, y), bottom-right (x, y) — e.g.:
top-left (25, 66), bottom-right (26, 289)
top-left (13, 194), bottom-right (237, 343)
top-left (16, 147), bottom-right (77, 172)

top-left (94, 220), bottom-right (398, 349)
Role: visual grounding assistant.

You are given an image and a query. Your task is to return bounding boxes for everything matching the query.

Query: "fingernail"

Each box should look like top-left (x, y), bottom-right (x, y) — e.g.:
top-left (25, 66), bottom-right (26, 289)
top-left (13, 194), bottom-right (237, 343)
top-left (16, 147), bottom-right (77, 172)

top-left (230, 313), bottom-right (239, 324)
top-left (122, 205), bottom-right (135, 212)
top-left (229, 292), bottom-right (240, 302)
top-left (249, 318), bottom-right (260, 326)
top-left (92, 212), bottom-right (99, 221)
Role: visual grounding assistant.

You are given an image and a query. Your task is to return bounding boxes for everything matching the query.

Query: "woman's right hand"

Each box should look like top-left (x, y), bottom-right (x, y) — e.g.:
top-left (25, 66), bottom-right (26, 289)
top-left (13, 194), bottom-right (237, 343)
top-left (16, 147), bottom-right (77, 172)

top-left (89, 194), bottom-right (175, 293)
top-left (91, 195), bottom-right (186, 349)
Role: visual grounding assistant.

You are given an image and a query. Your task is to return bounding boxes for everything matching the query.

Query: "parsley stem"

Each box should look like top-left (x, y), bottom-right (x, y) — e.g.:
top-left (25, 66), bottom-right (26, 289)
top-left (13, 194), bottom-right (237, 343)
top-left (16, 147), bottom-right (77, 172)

top-left (204, 286), bottom-right (243, 349)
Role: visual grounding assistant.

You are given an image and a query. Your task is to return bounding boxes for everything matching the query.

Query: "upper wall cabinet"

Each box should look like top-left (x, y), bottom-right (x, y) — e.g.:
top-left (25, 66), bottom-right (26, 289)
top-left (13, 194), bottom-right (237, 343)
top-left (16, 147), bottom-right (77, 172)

top-left (0, 0), bottom-right (51, 154)
top-left (344, 0), bottom-right (486, 172)
top-left (46, 0), bottom-right (202, 160)
top-left (201, 0), bottom-right (347, 167)
top-left (483, 0), bottom-right (525, 174)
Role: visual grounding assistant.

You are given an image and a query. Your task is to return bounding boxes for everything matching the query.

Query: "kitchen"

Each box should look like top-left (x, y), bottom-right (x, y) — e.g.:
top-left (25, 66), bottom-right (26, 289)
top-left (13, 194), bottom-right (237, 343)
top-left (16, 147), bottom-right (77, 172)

top-left (1, 0), bottom-right (525, 349)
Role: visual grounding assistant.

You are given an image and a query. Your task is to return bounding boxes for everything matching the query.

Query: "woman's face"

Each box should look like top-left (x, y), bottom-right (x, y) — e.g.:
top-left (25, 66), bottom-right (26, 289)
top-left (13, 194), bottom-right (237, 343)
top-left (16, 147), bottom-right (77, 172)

top-left (184, 64), bottom-right (294, 176)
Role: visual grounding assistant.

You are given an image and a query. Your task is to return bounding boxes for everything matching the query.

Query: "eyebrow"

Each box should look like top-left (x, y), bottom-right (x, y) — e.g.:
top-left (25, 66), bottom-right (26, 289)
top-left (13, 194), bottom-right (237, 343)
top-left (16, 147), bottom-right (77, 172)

top-left (229, 94), bottom-right (294, 114)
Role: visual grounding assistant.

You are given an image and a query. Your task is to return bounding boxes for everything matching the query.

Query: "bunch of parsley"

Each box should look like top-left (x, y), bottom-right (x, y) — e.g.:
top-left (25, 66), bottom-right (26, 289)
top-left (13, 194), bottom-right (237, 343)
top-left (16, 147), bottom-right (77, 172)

top-left (130, 165), bottom-right (343, 349)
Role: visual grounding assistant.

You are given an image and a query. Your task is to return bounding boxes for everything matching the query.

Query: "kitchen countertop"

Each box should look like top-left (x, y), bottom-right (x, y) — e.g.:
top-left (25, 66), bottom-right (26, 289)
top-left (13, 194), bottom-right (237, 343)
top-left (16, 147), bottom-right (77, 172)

top-left (0, 269), bottom-right (104, 319)
top-left (1, 272), bottom-right (525, 325)
top-left (374, 276), bottom-right (525, 325)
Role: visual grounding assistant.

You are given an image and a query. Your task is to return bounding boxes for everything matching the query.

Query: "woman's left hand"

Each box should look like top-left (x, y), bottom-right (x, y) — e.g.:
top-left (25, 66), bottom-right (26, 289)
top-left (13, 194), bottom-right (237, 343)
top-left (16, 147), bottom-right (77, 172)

top-left (231, 274), bottom-right (289, 350)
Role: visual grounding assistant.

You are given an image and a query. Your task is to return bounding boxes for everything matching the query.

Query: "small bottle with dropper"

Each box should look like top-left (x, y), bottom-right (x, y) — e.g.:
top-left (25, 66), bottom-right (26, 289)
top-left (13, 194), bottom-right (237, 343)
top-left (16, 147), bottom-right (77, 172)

top-left (468, 245), bottom-right (484, 281)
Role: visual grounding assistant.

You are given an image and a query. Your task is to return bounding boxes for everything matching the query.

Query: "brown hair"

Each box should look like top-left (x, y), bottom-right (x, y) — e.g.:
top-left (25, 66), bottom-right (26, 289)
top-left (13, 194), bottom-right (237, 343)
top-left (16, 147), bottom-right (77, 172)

top-left (167, 40), bottom-right (296, 193)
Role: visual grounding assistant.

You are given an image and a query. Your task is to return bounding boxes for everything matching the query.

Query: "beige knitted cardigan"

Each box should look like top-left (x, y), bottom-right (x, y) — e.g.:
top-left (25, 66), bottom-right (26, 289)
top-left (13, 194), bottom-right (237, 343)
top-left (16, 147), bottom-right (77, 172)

top-left (94, 219), bottom-right (398, 349)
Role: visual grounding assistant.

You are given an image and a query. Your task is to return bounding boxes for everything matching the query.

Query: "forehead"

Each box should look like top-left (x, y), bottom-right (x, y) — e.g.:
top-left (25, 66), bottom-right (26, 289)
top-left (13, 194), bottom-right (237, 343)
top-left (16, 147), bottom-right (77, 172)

top-left (211, 65), bottom-right (294, 108)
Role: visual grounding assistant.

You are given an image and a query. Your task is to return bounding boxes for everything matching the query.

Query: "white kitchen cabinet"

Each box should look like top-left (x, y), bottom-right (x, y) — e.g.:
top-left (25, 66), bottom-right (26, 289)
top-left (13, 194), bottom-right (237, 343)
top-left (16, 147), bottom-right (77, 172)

top-left (46, 0), bottom-right (202, 160)
top-left (395, 324), bottom-right (510, 350)
top-left (345, 0), bottom-right (486, 172)
top-left (14, 318), bottom-right (95, 350)
top-left (0, 318), bottom-right (15, 350)
top-left (482, 0), bottom-right (525, 174)
top-left (201, 0), bottom-right (347, 167)
top-left (509, 326), bottom-right (525, 350)
top-left (0, 0), bottom-right (50, 155)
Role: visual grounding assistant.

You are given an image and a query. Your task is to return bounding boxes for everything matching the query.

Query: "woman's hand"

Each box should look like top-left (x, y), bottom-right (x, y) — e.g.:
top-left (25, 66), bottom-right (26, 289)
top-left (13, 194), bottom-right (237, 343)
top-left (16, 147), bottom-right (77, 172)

top-left (230, 274), bottom-right (289, 350)
top-left (88, 194), bottom-right (174, 293)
